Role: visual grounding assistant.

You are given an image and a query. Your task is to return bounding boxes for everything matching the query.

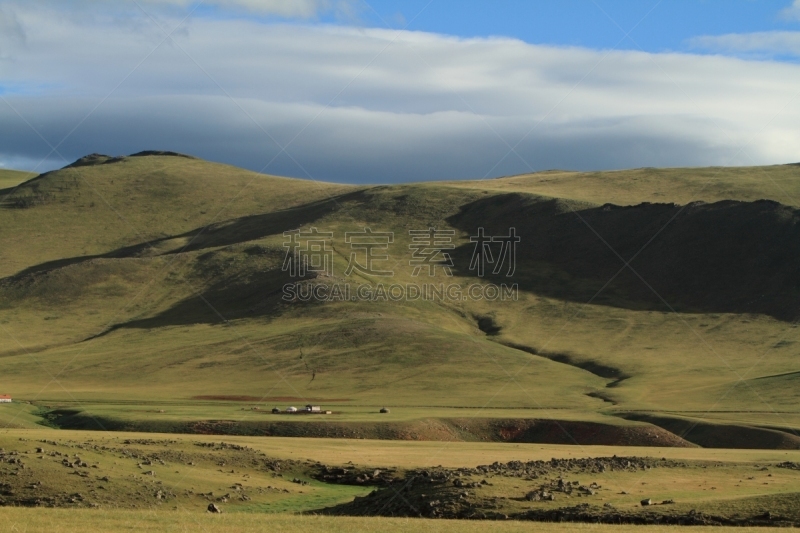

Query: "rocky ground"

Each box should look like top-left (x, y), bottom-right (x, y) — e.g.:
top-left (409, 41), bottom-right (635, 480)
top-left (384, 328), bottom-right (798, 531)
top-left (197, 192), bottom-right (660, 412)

top-left (1, 436), bottom-right (799, 526)
top-left (319, 457), bottom-right (800, 527)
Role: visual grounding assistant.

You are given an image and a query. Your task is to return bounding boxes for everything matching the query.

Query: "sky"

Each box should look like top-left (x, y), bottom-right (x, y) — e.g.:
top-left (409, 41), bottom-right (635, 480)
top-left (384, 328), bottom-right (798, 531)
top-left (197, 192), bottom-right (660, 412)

top-left (1, 0), bottom-right (800, 183)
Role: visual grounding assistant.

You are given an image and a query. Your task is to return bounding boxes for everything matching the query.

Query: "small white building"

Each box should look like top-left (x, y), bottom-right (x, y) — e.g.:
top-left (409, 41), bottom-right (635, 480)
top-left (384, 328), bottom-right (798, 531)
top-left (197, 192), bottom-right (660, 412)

top-left (305, 405), bottom-right (321, 412)
top-left (0, 395), bottom-right (11, 403)
top-left (286, 406), bottom-right (298, 413)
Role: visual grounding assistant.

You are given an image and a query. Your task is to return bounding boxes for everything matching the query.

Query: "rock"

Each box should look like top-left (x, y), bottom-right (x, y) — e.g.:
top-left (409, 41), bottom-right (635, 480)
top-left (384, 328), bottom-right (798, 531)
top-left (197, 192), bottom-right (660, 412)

top-left (641, 498), bottom-right (652, 506)
top-left (207, 503), bottom-right (222, 513)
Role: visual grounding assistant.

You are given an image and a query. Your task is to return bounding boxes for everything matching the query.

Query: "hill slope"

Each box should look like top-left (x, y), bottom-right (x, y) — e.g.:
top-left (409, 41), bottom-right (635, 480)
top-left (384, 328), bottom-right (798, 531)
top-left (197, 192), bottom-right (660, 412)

top-left (1, 154), bottom-right (800, 448)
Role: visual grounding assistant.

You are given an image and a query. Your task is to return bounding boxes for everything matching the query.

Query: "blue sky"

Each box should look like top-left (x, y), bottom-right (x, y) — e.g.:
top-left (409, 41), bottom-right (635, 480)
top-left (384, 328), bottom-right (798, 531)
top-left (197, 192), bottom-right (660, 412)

top-left (197, 0), bottom-right (800, 56)
top-left (1, 1), bottom-right (800, 182)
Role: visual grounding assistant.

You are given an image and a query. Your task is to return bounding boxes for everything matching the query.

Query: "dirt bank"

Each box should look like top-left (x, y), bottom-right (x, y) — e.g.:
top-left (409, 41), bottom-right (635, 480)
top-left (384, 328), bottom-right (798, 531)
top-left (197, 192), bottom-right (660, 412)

top-left (46, 410), bottom-right (695, 447)
top-left (621, 413), bottom-right (800, 449)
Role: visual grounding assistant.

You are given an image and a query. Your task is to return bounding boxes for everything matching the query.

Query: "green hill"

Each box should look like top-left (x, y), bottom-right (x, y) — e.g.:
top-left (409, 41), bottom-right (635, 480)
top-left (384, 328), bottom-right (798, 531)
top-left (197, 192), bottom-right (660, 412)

top-left (0, 168), bottom-right (37, 197)
top-left (2, 153), bottom-right (799, 448)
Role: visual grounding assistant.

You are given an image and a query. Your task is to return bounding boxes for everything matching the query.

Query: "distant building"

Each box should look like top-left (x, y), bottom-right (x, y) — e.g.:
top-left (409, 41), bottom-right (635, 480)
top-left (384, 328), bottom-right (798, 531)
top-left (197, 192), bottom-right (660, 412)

top-left (305, 405), bottom-right (321, 412)
top-left (286, 406), bottom-right (298, 413)
top-left (0, 395), bottom-right (11, 403)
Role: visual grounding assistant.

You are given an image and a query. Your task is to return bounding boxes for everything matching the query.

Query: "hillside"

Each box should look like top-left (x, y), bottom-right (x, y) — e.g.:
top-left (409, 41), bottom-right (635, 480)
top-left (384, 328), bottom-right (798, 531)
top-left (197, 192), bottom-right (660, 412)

top-left (1, 154), bottom-right (800, 449)
top-left (442, 165), bottom-right (800, 207)
top-left (0, 168), bottom-right (37, 191)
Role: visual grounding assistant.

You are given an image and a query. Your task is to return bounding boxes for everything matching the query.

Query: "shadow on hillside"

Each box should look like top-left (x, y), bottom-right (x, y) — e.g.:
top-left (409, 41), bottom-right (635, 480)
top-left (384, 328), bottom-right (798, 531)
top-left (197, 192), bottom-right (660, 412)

top-left (6, 188), bottom-right (800, 330)
top-left (447, 194), bottom-right (800, 321)
top-left (3, 191), bottom-right (359, 281)
top-left (91, 266), bottom-right (311, 335)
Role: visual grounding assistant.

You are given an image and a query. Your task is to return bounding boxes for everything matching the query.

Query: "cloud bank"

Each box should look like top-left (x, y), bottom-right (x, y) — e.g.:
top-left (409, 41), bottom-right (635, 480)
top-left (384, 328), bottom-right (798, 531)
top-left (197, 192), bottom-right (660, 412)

top-left (1, 4), bottom-right (800, 183)
top-left (689, 31), bottom-right (800, 58)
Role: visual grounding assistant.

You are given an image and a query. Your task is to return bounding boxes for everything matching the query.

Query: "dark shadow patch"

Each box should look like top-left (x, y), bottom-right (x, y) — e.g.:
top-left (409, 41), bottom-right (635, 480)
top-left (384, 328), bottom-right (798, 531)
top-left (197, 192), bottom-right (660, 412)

top-left (129, 150), bottom-right (197, 159)
top-left (474, 314), bottom-right (501, 335)
top-left (498, 341), bottom-right (629, 384)
top-left (620, 413), bottom-right (800, 449)
top-left (447, 194), bottom-right (800, 321)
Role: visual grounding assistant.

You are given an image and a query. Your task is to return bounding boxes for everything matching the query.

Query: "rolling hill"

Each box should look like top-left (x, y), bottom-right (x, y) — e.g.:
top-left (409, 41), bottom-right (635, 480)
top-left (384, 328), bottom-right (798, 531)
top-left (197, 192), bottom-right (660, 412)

top-left (1, 153), bottom-right (799, 449)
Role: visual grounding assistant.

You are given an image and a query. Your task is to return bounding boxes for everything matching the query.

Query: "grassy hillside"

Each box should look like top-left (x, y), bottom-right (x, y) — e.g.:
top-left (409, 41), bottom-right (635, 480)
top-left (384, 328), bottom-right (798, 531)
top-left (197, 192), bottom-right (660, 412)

top-left (0, 168), bottom-right (37, 191)
top-left (442, 165), bottom-right (800, 207)
top-left (1, 154), bottom-right (799, 450)
top-left (0, 152), bottom-right (350, 277)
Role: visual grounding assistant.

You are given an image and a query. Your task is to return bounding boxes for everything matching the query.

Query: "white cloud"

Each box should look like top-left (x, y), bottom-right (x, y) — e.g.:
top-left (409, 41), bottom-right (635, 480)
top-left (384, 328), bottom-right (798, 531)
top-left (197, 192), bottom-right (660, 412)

top-left (137, 0), bottom-right (352, 18)
top-left (2, 4), bottom-right (800, 182)
top-left (0, 0), bottom-right (359, 20)
top-left (780, 0), bottom-right (800, 21)
top-left (689, 31), bottom-right (800, 57)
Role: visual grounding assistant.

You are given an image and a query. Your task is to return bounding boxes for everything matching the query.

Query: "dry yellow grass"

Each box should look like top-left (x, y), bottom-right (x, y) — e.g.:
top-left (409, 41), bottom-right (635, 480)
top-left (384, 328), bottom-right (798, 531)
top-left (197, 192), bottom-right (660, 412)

top-left (0, 508), bottom-right (794, 533)
top-left (2, 429), bottom-right (799, 468)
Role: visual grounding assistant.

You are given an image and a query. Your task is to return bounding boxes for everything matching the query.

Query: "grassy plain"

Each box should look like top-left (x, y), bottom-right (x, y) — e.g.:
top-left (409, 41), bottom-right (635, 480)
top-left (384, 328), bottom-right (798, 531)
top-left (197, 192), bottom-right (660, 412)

top-left (0, 428), bottom-right (798, 528)
top-left (4, 508), bottom-right (793, 533)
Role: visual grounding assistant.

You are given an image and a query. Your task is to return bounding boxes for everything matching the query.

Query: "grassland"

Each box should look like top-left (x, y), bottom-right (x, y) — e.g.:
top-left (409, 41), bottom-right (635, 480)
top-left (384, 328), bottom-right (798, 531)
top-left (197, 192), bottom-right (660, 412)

top-left (0, 155), bottom-right (799, 442)
top-left (0, 428), bottom-right (798, 528)
top-left (0, 169), bottom-right (36, 191)
top-left (4, 509), bottom-right (794, 533)
top-left (2, 154), bottom-right (800, 526)
top-left (441, 165), bottom-right (800, 207)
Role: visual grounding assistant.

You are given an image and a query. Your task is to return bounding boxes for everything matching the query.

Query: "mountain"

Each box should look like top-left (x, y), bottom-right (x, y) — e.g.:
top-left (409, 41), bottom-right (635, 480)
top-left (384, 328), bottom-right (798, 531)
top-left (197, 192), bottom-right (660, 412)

top-left (1, 153), bottom-right (799, 448)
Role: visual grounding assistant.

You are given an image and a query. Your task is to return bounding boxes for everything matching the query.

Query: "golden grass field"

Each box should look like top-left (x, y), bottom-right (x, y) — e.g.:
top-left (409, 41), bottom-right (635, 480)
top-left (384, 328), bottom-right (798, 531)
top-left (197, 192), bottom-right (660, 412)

top-left (1, 509), bottom-right (796, 533)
